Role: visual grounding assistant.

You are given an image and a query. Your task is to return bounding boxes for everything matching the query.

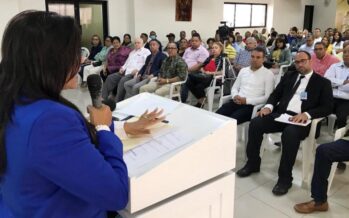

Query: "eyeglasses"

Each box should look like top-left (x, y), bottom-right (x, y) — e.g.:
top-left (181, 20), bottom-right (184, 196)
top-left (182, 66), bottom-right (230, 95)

top-left (167, 47), bottom-right (177, 50)
top-left (294, 59), bottom-right (309, 65)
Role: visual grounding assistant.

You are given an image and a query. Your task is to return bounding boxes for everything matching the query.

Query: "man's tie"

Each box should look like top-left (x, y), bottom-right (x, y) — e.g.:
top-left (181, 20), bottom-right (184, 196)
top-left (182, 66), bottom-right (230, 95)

top-left (287, 75), bottom-right (305, 102)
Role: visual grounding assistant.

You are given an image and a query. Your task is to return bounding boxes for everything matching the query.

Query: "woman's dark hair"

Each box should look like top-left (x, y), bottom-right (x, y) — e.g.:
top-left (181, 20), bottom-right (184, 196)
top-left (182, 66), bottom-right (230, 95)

top-left (0, 10), bottom-right (96, 175)
top-left (275, 37), bottom-right (287, 49)
top-left (104, 35), bottom-right (112, 42)
top-left (333, 31), bottom-right (342, 44)
top-left (122, 33), bottom-right (132, 45)
top-left (112, 36), bottom-right (121, 43)
top-left (206, 38), bottom-right (215, 45)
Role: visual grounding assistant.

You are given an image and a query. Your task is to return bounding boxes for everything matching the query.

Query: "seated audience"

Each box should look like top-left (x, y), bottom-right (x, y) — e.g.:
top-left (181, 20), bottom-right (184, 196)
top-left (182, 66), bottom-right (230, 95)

top-left (176, 30), bottom-right (187, 45)
top-left (87, 34), bottom-right (103, 62)
top-left (80, 36), bottom-right (113, 84)
top-left (233, 34), bottom-right (244, 53)
top-left (178, 38), bottom-right (189, 57)
top-left (312, 42), bottom-right (340, 77)
top-left (294, 130), bottom-right (349, 214)
top-left (266, 31), bottom-right (278, 48)
top-left (332, 31), bottom-right (344, 55)
top-left (164, 33), bottom-right (176, 50)
top-left (342, 29), bottom-right (349, 41)
top-left (185, 41), bottom-right (227, 108)
top-left (102, 38), bottom-right (150, 101)
top-left (100, 36), bottom-right (132, 81)
top-left (124, 39), bottom-right (166, 98)
top-left (140, 33), bottom-right (149, 47)
top-left (224, 34), bottom-right (237, 62)
top-left (140, 42), bottom-right (187, 96)
top-left (264, 37), bottom-right (291, 69)
top-left (314, 28), bottom-right (322, 44)
top-left (299, 35), bottom-right (315, 55)
top-left (121, 33), bottom-right (135, 50)
top-left (324, 44), bottom-right (349, 129)
top-left (216, 47), bottom-right (274, 124)
top-left (206, 37), bottom-right (215, 55)
top-left (233, 37), bottom-right (257, 73)
top-left (290, 31), bottom-right (306, 52)
top-left (321, 36), bottom-right (334, 55)
top-left (181, 33), bottom-right (210, 102)
top-left (236, 51), bottom-right (333, 196)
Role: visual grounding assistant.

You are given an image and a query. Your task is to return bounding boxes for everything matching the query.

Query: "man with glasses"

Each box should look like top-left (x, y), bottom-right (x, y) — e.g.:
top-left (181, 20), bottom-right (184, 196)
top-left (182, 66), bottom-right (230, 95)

top-left (312, 42), bottom-right (340, 77)
top-left (139, 42), bottom-right (187, 96)
top-left (236, 51), bottom-right (333, 196)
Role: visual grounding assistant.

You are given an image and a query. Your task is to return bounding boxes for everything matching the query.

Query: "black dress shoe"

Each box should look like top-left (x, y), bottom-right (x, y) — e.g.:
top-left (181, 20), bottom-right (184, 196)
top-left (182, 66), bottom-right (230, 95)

top-left (272, 182), bottom-right (292, 196)
top-left (236, 164), bottom-right (260, 177)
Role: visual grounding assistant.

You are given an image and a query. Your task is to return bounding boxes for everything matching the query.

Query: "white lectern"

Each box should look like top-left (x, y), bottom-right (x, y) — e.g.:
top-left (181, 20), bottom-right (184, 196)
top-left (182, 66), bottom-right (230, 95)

top-left (114, 93), bottom-right (236, 218)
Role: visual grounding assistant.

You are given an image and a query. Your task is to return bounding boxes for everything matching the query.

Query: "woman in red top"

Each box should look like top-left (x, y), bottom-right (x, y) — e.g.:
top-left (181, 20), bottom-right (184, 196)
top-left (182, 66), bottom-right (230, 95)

top-left (186, 41), bottom-right (226, 107)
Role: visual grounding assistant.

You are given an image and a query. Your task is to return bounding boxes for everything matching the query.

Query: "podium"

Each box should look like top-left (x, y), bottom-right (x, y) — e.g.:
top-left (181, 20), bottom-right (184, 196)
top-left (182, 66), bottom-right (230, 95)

top-left (114, 93), bottom-right (237, 218)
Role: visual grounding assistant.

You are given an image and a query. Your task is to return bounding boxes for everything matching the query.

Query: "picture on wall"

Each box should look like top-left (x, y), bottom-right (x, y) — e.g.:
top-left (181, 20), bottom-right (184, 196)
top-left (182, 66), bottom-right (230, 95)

top-left (176, 0), bottom-right (192, 21)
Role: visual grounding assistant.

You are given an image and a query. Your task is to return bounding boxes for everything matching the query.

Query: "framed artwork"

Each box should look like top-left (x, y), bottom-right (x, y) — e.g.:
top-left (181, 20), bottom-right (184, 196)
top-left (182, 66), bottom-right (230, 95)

top-left (176, 0), bottom-right (192, 21)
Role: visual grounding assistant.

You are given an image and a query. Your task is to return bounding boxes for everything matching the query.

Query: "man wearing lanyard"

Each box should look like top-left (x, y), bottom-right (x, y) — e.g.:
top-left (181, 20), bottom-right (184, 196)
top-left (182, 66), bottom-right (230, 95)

top-left (236, 51), bottom-right (333, 196)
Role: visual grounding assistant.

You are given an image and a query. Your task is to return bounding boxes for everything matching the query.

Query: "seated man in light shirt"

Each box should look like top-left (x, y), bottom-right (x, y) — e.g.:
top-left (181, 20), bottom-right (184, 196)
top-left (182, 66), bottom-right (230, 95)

top-left (232, 37), bottom-right (257, 73)
top-left (216, 47), bottom-right (274, 124)
top-left (324, 43), bottom-right (349, 129)
top-left (102, 38), bottom-right (150, 102)
top-left (299, 35), bottom-right (315, 55)
top-left (181, 33), bottom-right (209, 102)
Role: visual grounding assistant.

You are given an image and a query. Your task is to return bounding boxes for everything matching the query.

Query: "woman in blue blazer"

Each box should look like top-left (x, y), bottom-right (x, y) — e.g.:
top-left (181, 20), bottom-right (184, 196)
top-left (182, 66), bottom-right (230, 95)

top-left (0, 11), bottom-right (128, 217)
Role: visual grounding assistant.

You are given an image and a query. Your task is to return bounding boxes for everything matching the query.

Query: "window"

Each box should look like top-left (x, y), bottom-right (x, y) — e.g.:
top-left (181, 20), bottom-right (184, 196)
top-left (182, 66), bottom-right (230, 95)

top-left (223, 3), bottom-right (267, 28)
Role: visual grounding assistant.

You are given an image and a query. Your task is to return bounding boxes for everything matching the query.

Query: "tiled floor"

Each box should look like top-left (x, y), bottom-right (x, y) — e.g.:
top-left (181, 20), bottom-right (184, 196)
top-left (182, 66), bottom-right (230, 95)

top-left (62, 87), bottom-right (349, 218)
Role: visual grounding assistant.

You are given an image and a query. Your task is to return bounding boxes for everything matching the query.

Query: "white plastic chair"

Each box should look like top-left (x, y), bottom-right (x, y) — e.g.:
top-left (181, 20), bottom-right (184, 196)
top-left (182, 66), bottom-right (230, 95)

top-left (274, 62), bottom-right (292, 87)
top-left (81, 47), bottom-right (90, 63)
top-left (148, 75), bottom-right (187, 102)
top-left (167, 72), bottom-right (188, 102)
top-left (260, 117), bottom-right (324, 188)
top-left (327, 126), bottom-right (349, 194)
top-left (220, 95), bottom-right (263, 159)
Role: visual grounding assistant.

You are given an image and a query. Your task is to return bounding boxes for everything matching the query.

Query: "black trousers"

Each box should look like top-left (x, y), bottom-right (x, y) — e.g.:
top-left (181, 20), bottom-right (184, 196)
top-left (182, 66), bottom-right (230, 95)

top-left (246, 113), bottom-right (311, 184)
top-left (311, 139), bottom-right (349, 202)
top-left (333, 98), bottom-right (349, 128)
top-left (216, 100), bottom-right (254, 124)
top-left (185, 73), bottom-right (213, 99)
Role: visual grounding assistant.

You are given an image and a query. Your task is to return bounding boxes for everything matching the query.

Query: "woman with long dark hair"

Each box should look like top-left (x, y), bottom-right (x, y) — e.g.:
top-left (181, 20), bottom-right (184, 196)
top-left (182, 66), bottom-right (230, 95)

top-left (0, 11), bottom-right (129, 217)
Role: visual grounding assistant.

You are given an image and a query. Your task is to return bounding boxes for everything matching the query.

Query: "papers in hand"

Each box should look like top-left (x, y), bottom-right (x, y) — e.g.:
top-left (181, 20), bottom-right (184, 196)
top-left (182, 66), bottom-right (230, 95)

top-left (274, 113), bottom-right (311, 126)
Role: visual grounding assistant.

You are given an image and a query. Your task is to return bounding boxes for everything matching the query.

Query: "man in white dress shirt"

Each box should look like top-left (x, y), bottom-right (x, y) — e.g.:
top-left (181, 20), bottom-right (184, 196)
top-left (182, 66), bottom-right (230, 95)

top-left (216, 47), bottom-right (275, 124)
top-left (102, 38), bottom-right (150, 101)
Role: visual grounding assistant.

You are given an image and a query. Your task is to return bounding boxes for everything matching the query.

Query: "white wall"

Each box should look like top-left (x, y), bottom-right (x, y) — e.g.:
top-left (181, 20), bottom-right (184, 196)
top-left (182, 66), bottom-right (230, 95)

top-left (0, 0), bottom-right (45, 58)
top-left (312, 0), bottom-right (337, 32)
top-left (0, 0), bottom-right (339, 55)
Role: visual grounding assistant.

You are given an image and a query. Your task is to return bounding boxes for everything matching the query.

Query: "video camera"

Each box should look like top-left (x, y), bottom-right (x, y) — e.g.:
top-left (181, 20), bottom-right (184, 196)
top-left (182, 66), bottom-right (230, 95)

top-left (217, 21), bottom-right (235, 42)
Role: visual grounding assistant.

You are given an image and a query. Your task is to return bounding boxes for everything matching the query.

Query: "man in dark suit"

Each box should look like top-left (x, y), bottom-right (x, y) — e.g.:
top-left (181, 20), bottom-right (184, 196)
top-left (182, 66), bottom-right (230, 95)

top-left (236, 51), bottom-right (334, 196)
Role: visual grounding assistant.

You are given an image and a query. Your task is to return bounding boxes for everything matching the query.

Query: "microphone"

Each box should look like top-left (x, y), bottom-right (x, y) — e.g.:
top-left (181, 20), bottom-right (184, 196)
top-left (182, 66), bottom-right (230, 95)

top-left (87, 74), bottom-right (103, 109)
